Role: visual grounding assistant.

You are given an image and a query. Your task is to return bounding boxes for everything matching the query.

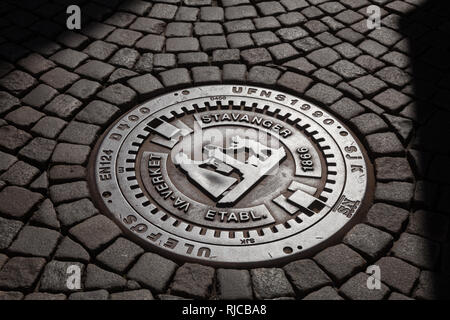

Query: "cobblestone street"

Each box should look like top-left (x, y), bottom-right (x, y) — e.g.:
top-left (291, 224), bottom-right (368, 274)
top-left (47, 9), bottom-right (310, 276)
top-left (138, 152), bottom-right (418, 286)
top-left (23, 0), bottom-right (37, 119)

top-left (0, 0), bottom-right (450, 300)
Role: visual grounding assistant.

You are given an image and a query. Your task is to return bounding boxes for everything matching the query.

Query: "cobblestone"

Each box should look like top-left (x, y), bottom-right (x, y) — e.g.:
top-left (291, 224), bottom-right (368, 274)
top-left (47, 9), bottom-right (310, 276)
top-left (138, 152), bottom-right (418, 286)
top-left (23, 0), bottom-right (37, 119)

top-left (54, 237), bottom-right (90, 263)
top-left (303, 286), bottom-right (343, 300)
top-left (49, 181), bottom-right (90, 204)
top-left (110, 289), bottom-right (154, 300)
top-left (21, 138), bottom-right (56, 165)
top-left (97, 237), bottom-right (144, 273)
top-left (69, 215), bottom-right (121, 252)
top-left (44, 94), bottom-right (82, 120)
top-left (85, 264), bottom-right (126, 290)
top-left (31, 117), bottom-right (66, 139)
top-left (9, 226), bottom-right (60, 258)
top-left (170, 263), bottom-right (215, 299)
top-left (376, 257), bottom-right (420, 295)
top-left (0, 186), bottom-right (43, 219)
top-left (283, 259), bottom-right (332, 295)
top-left (374, 181), bottom-right (414, 207)
top-left (365, 203), bottom-right (409, 234)
top-left (250, 268), bottom-right (295, 299)
top-left (76, 100), bottom-right (120, 126)
top-left (0, 216), bottom-right (23, 250)
top-left (0, 257), bottom-right (45, 290)
top-left (56, 198), bottom-right (98, 228)
top-left (127, 253), bottom-right (178, 293)
top-left (51, 143), bottom-right (90, 165)
top-left (217, 269), bottom-right (253, 300)
top-left (343, 224), bottom-right (393, 260)
top-left (339, 272), bottom-right (390, 300)
top-left (313, 244), bottom-right (366, 283)
top-left (21, 85), bottom-right (57, 109)
top-left (391, 233), bottom-right (440, 269)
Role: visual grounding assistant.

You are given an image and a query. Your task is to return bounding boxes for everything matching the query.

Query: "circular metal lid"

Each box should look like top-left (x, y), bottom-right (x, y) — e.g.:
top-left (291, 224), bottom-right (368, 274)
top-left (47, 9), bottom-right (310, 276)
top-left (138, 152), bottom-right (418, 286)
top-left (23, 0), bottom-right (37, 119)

top-left (89, 85), bottom-right (374, 267)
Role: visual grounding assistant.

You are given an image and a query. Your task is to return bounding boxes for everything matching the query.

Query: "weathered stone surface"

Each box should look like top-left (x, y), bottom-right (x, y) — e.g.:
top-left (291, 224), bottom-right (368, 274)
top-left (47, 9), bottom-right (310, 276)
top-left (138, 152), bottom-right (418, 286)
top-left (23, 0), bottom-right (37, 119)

top-left (40, 67), bottom-right (79, 90)
top-left (69, 215), bottom-right (121, 252)
top-left (306, 48), bottom-right (339, 67)
top-left (75, 60), bottom-right (115, 81)
top-left (0, 291), bottom-right (24, 300)
top-left (97, 237), bottom-right (144, 273)
top-left (339, 272), bottom-right (390, 300)
top-left (159, 68), bottom-right (192, 87)
top-left (250, 268), bottom-right (295, 299)
top-left (9, 226), bottom-right (60, 258)
top-left (69, 290), bottom-right (109, 300)
top-left (54, 237), bottom-right (90, 263)
top-left (76, 100), bottom-right (120, 126)
top-left (366, 132), bottom-right (404, 155)
top-left (85, 264), bottom-right (126, 290)
top-left (110, 289), bottom-right (154, 300)
top-left (343, 224), bottom-right (393, 260)
top-left (374, 182), bottom-right (414, 207)
top-left (217, 269), bottom-right (253, 300)
top-left (31, 117), bottom-right (67, 139)
top-left (0, 216), bottom-right (23, 251)
top-left (391, 233), bottom-right (440, 269)
top-left (303, 286), bottom-right (343, 300)
top-left (0, 186), bottom-right (43, 219)
top-left (0, 70), bottom-right (36, 95)
top-left (170, 263), bottom-right (215, 299)
top-left (277, 71), bottom-right (312, 94)
top-left (44, 94), bottom-right (83, 119)
top-left (305, 83), bottom-right (343, 105)
top-left (127, 74), bottom-right (163, 96)
top-left (0, 257), bottom-right (46, 290)
top-left (58, 121), bottom-right (100, 146)
top-left (329, 98), bottom-right (365, 120)
top-left (375, 157), bottom-right (413, 181)
top-left (56, 198), bottom-right (98, 227)
top-left (5, 106), bottom-right (44, 127)
top-left (19, 138), bottom-right (56, 164)
top-left (365, 203), bottom-right (409, 234)
top-left (67, 79), bottom-right (101, 101)
top-left (25, 293), bottom-right (66, 300)
top-left (30, 198), bottom-right (59, 229)
top-left (0, 151), bottom-right (16, 173)
top-left (97, 84), bottom-right (137, 108)
top-left (51, 143), bottom-right (91, 165)
top-left (283, 259), bottom-right (332, 295)
top-left (128, 253), bottom-right (178, 293)
top-left (376, 257), bottom-right (420, 295)
top-left (40, 261), bottom-right (85, 292)
top-left (0, 126), bottom-right (32, 152)
top-left (49, 181), bottom-right (90, 204)
top-left (314, 244), bottom-right (366, 283)
top-left (1, 161), bottom-right (39, 187)
top-left (350, 113), bottom-right (388, 135)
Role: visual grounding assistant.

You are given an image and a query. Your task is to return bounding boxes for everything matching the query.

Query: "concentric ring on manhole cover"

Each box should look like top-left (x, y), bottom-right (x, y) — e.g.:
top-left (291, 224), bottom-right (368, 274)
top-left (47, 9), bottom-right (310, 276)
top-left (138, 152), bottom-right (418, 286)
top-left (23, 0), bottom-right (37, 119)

top-left (88, 85), bottom-right (374, 267)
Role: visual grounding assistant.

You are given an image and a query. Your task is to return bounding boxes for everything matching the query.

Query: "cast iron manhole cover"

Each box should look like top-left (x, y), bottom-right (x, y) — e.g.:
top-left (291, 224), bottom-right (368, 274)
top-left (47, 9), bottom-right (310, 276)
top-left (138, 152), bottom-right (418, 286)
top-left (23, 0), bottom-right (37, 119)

top-left (89, 85), bottom-right (374, 267)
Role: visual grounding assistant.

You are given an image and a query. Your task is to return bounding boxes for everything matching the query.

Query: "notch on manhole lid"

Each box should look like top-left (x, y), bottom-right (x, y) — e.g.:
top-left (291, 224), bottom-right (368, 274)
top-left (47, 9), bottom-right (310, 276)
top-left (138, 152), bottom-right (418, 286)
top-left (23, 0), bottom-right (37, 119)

top-left (89, 85), bottom-right (374, 267)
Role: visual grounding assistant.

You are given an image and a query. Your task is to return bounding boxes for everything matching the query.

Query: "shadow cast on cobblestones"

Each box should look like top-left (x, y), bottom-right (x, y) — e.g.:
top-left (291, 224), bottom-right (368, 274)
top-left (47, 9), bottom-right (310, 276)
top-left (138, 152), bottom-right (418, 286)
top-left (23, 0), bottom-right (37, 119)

top-left (402, 0), bottom-right (450, 299)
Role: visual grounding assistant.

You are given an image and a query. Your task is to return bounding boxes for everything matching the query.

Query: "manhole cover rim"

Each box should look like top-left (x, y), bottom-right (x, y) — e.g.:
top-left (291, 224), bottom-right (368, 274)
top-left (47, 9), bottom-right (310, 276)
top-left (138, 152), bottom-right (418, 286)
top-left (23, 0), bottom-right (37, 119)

top-left (88, 84), bottom-right (374, 267)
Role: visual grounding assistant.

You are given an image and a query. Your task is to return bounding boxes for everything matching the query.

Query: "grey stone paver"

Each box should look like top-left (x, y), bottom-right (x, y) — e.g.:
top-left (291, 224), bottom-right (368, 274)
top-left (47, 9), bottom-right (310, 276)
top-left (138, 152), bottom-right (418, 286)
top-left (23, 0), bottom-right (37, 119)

top-left (170, 263), bottom-right (215, 299)
top-left (217, 269), bottom-right (253, 300)
top-left (127, 252), bottom-right (178, 293)
top-left (250, 268), bottom-right (295, 299)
